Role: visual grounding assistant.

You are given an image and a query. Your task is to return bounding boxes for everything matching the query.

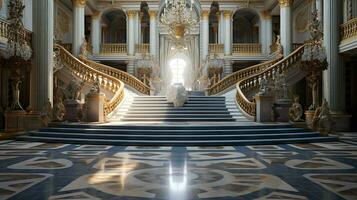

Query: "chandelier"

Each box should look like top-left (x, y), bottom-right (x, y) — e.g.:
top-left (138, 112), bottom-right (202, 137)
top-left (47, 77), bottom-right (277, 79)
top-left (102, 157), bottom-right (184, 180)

top-left (1, 0), bottom-right (32, 61)
top-left (160, 0), bottom-right (198, 44)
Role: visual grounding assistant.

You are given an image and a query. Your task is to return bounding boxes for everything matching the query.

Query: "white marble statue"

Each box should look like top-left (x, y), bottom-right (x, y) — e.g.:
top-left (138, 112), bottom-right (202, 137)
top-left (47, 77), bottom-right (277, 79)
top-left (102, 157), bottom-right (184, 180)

top-left (312, 99), bottom-right (334, 134)
top-left (166, 83), bottom-right (188, 107)
top-left (289, 95), bottom-right (304, 122)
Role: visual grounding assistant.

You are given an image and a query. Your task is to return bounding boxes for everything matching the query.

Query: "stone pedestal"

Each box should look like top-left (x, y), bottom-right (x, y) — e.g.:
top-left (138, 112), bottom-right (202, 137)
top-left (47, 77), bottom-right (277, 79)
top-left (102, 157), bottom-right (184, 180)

top-left (305, 110), bottom-right (315, 129)
top-left (273, 99), bottom-right (292, 122)
top-left (64, 100), bottom-right (82, 122)
top-left (255, 94), bottom-right (275, 122)
top-left (4, 111), bottom-right (42, 133)
top-left (85, 93), bottom-right (106, 123)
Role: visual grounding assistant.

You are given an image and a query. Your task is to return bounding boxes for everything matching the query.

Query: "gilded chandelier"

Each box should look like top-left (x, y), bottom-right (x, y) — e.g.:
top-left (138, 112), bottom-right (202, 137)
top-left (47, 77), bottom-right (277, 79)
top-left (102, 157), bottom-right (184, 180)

top-left (160, 0), bottom-right (198, 43)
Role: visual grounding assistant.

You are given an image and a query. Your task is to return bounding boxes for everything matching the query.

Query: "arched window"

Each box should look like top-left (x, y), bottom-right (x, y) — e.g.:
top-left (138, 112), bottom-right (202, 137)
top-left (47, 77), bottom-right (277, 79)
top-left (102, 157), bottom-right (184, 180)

top-left (169, 58), bottom-right (186, 85)
top-left (233, 9), bottom-right (260, 43)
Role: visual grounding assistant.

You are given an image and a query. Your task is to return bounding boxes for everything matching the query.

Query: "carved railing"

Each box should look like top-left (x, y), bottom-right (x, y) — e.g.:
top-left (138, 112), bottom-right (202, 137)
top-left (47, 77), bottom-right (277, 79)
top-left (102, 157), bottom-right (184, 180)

top-left (62, 43), bottom-right (72, 52)
top-left (341, 17), bottom-right (357, 41)
top-left (135, 44), bottom-right (150, 54)
top-left (270, 44), bottom-right (278, 54)
top-left (54, 44), bottom-right (125, 116)
top-left (100, 43), bottom-right (127, 54)
top-left (209, 44), bottom-right (224, 54)
top-left (236, 44), bottom-right (307, 117)
top-left (293, 43), bottom-right (303, 50)
top-left (79, 56), bottom-right (151, 95)
top-left (207, 56), bottom-right (282, 95)
top-left (232, 43), bottom-right (262, 54)
top-left (0, 19), bottom-right (32, 44)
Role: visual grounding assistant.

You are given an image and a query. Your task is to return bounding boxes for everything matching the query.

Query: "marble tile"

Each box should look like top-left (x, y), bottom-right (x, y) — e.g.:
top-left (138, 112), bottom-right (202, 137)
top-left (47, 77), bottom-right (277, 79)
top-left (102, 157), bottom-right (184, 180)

top-left (0, 150), bottom-right (47, 156)
top-left (304, 173), bottom-right (357, 200)
top-left (187, 146), bottom-right (236, 151)
top-left (256, 151), bottom-right (298, 157)
top-left (49, 191), bottom-right (101, 200)
top-left (290, 142), bottom-right (357, 150)
top-left (62, 151), bottom-right (106, 156)
top-left (313, 151), bottom-right (357, 156)
top-left (191, 158), bottom-right (266, 170)
top-left (125, 146), bottom-right (172, 151)
top-left (187, 151), bottom-right (245, 161)
top-left (247, 145), bottom-right (285, 151)
top-left (93, 158), bottom-right (165, 172)
top-left (114, 152), bottom-right (171, 160)
top-left (0, 173), bottom-right (52, 200)
top-left (0, 141), bottom-right (68, 149)
top-left (285, 157), bottom-right (354, 170)
top-left (74, 145), bottom-right (112, 151)
top-left (8, 157), bottom-right (73, 170)
top-left (254, 192), bottom-right (307, 200)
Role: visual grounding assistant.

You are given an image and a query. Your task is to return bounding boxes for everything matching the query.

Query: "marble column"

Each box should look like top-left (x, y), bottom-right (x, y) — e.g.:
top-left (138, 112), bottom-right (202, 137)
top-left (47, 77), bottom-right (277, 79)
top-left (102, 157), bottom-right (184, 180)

top-left (149, 11), bottom-right (157, 56)
top-left (127, 10), bottom-right (136, 55)
top-left (323, 0), bottom-right (345, 113)
top-left (91, 11), bottom-right (101, 55)
top-left (72, 0), bottom-right (85, 56)
top-left (201, 10), bottom-right (210, 59)
top-left (279, 0), bottom-right (293, 57)
top-left (261, 11), bottom-right (273, 54)
top-left (31, 0), bottom-right (54, 110)
top-left (136, 12), bottom-right (141, 44)
top-left (219, 11), bottom-right (225, 44)
top-left (223, 10), bottom-right (232, 55)
top-left (316, 0), bottom-right (323, 22)
top-left (217, 12), bottom-right (221, 44)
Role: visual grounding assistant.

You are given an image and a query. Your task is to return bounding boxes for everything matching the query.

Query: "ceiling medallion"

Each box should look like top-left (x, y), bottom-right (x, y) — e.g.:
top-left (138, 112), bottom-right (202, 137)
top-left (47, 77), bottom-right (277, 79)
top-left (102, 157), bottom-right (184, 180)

top-left (160, 0), bottom-right (198, 47)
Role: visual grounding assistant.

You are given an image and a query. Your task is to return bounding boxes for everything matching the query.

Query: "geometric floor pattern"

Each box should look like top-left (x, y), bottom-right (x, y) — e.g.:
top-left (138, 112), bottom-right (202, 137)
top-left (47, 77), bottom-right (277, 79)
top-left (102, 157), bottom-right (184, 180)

top-left (0, 133), bottom-right (356, 200)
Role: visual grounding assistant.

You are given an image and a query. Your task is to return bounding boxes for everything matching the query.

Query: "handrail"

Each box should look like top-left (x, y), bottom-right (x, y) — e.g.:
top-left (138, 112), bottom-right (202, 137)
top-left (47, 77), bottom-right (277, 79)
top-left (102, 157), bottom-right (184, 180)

top-left (340, 17), bottom-right (357, 41)
top-left (54, 44), bottom-right (125, 116)
top-left (79, 56), bottom-right (151, 95)
top-left (0, 18), bottom-right (32, 44)
top-left (209, 44), bottom-right (224, 54)
top-left (236, 44), bottom-right (308, 118)
top-left (232, 43), bottom-right (262, 54)
top-left (207, 56), bottom-right (282, 95)
top-left (100, 43), bottom-right (127, 54)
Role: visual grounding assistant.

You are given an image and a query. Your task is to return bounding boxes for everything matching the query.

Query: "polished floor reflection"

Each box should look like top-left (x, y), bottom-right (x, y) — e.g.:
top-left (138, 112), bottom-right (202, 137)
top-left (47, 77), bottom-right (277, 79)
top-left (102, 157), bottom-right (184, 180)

top-left (0, 133), bottom-right (356, 200)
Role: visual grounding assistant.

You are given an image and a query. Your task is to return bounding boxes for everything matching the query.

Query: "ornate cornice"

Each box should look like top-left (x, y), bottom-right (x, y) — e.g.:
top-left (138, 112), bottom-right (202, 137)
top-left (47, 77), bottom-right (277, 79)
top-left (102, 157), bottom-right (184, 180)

top-left (72, 0), bottom-right (86, 7)
top-left (261, 10), bottom-right (272, 20)
top-left (127, 10), bottom-right (138, 19)
top-left (279, 0), bottom-right (294, 7)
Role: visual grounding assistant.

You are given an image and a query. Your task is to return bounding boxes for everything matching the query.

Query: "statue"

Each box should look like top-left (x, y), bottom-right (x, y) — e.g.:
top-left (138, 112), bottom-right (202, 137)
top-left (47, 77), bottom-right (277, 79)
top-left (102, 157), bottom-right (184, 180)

top-left (53, 87), bottom-right (65, 121)
top-left (274, 72), bottom-right (289, 99)
top-left (40, 99), bottom-right (53, 127)
top-left (289, 95), bottom-right (304, 122)
top-left (89, 78), bottom-right (101, 94)
top-left (258, 75), bottom-right (271, 95)
top-left (80, 38), bottom-right (88, 56)
top-left (312, 99), bottom-right (334, 134)
top-left (10, 69), bottom-right (24, 110)
top-left (276, 35), bottom-right (283, 57)
top-left (66, 80), bottom-right (84, 100)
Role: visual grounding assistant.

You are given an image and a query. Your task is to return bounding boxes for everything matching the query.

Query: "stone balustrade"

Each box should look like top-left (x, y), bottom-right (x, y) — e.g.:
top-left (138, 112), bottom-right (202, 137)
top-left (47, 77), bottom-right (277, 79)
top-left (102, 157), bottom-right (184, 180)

top-left (232, 43), bottom-right (262, 55)
top-left (340, 17), bottom-right (357, 42)
top-left (135, 44), bottom-right (150, 54)
top-left (0, 19), bottom-right (32, 44)
top-left (209, 44), bottom-right (224, 54)
top-left (100, 43), bottom-right (127, 54)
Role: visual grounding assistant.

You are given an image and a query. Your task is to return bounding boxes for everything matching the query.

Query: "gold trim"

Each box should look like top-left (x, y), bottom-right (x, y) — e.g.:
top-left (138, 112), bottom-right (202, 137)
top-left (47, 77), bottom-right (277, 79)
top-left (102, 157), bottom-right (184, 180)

top-left (261, 10), bottom-right (272, 20)
top-left (148, 11), bottom-right (157, 19)
top-left (127, 10), bottom-right (138, 19)
top-left (279, 0), bottom-right (294, 7)
top-left (201, 10), bottom-right (210, 18)
top-left (72, 0), bottom-right (86, 7)
top-left (223, 10), bottom-right (233, 19)
top-left (91, 10), bottom-right (100, 19)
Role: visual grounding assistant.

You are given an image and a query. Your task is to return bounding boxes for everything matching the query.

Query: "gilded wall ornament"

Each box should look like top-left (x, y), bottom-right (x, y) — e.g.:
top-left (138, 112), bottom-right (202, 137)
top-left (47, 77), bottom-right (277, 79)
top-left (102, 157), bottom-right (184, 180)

top-left (279, 0), bottom-right (294, 7)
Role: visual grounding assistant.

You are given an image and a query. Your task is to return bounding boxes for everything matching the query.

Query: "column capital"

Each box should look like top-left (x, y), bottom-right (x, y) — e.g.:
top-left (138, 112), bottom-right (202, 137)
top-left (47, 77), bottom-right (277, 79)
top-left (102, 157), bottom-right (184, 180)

top-left (91, 10), bottom-right (100, 19)
top-left (72, 0), bottom-right (86, 7)
top-left (127, 10), bottom-right (138, 19)
top-left (261, 10), bottom-right (272, 19)
top-left (201, 10), bottom-right (210, 18)
top-left (223, 10), bottom-right (233, 19)
top-left (148, 10), bottom-right (157, 19)
top-left (279, 0), bottom-right (294, 7)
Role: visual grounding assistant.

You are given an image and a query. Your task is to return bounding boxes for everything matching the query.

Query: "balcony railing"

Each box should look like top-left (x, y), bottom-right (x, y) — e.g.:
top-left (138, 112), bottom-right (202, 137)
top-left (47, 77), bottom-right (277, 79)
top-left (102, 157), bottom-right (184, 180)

top-left (209, 44), bottom-right (224, 54)
top-left (135, 44), bottom-right (150, 54)
top-left (270, 43), bottom-right (303, 54)
top-left (341, 17), bottom-right (357, 42)
top-left (232, 43), bottom-right (262, 55)
top-left (293, 43), bottom-right (303, 50)
top-left (0, 19), bottom-right (32, 44)
top-left (100, 43), bottom-right (127, 54)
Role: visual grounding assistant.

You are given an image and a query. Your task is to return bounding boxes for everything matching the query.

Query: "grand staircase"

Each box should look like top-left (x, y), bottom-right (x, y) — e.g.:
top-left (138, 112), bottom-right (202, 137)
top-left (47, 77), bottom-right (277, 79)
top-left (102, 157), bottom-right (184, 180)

top-left (16, 43), bottom-right (338, 146)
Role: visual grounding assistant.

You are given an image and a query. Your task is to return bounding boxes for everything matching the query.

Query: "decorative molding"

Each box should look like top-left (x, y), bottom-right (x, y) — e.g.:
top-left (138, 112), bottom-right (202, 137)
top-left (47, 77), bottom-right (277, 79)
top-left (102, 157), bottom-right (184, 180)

top-left (279, 0), bottom-right (294, 7)
top-left (72, 0), bottom-right (86, 7)
top-left (148, 10), bottom-right (157, 19)
top-left (201, 10), bottom-right (210, 18)
top-left (127, 10), bottom-right (138, 19)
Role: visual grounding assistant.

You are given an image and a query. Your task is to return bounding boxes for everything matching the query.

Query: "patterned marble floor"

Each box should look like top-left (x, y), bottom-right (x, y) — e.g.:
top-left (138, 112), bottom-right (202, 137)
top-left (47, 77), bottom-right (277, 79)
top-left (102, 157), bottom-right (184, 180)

top-left (0, 133), bottom-right (356, 200)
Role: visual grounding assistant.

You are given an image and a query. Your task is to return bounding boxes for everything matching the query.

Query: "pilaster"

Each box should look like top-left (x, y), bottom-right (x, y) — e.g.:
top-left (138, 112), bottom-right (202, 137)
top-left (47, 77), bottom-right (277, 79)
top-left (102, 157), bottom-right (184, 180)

top-left (223, 10), bottom-right (233, 55)
top-left (149, 10), bottom-right (157, 56)
top-left (201, 10), bottom-right (210, 59)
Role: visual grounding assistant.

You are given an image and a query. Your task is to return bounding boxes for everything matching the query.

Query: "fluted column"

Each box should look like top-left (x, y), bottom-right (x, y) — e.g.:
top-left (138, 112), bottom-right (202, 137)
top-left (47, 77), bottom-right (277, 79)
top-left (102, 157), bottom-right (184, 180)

top-left (261, 11), bottom-right (273, 54)
top-left (91, 11), bottom-right (101, 54)
top-left (31, 0), bottom-right (54, 110)
top-left (323, 0), bottom-right (345, 113)
top-left (201, 10), bottom-right (210, 59)
top-left (223, 10), bottom-right (232, 55)
top-left (72, 0), bottom-right (85, 56)
top-left (127, 10), bottom-right (136, 55)
top-left (279, 0), bottom-right (293, 56)
top-left (149, 11), bottom-right (157, 56)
